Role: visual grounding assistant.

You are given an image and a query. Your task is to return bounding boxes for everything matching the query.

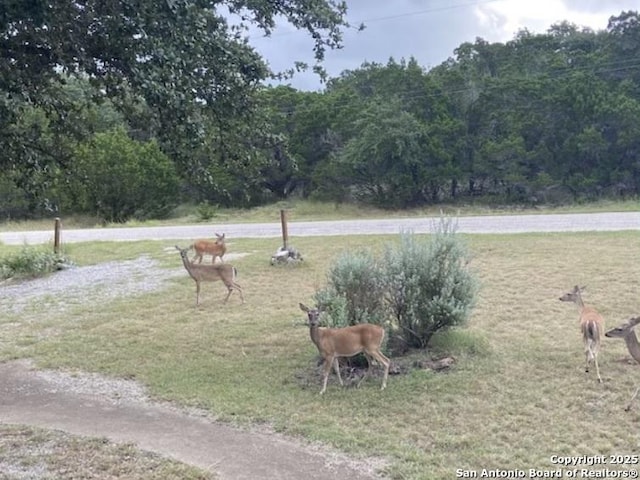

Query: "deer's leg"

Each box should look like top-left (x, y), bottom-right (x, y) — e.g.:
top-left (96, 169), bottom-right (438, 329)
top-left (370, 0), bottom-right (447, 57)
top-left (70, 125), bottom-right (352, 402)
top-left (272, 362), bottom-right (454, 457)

top-left (370, 350), bottom-right (390, 391)
top-left (234, 282), bottom-right (244, 303)
top-left (195, 281), bottom-right (201, 306)
top-left (223, 285), bottom-right (233, 303)
top-left (357, 354), bottom-right (373, 388)
top-left (319, 355), bottom-right (334, 395)
top-left (333, 358), bottom-right (344, 386)
top-left (593, 354), bottom-right (602, 383)
top-left (584, 345), bottom-right (591, 373)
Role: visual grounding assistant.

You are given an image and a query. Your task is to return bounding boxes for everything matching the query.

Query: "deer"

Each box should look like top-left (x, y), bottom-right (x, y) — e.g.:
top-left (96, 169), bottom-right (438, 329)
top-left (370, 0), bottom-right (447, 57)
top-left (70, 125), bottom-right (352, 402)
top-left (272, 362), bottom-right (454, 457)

top-left (605, 316), bottom-right (640, 411)
top-left (299, 303), bottom-right (390, 395)
top-left (175, 245), bottom-right (243, 306)
top-left (559, 285), bottom-right (605, 383)
top-left (191, 233), bottom-right (226, 264)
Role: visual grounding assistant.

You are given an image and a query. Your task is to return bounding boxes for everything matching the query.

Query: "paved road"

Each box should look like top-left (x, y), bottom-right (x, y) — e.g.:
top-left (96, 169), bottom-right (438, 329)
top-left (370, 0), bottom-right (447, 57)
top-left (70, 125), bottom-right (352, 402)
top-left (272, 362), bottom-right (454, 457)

top-left (1, 212), bottom-right (639, 245)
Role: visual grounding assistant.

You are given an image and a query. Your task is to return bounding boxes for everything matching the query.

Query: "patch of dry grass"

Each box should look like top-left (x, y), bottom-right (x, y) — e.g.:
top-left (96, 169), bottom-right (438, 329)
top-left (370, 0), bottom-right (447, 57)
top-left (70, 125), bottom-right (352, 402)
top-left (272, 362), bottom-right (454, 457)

top-left (1, 232), bottom-right (640, 479)
top-left (0, 425), bottom-right (215, 479)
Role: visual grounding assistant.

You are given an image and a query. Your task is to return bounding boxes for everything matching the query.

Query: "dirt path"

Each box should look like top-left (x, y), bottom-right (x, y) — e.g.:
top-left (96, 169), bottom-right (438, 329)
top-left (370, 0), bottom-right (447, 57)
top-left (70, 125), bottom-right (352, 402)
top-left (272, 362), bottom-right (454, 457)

top-left (0, 360), bottom-right (381, 480)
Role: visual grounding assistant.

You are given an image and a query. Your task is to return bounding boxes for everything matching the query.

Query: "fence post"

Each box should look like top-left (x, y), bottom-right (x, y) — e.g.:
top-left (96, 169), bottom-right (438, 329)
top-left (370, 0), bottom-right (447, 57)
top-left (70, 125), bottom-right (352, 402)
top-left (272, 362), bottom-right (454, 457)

top-left (280, 209), bottom-right (289, 250)
top-left (54, 217), bottom-right (61, 254)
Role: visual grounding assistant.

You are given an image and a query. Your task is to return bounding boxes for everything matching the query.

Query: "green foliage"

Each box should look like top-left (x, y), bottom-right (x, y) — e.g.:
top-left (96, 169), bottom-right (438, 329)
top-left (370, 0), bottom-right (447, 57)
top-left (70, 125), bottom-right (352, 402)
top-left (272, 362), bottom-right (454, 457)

top-left (313, 219), bottom-right (478, 352)
top-left (1, 0), bottom-right (350, 216)
top-left (0, 246), bottom-right (71, 280)
top-left (384, 221), bottom-right (478, 349)
top-left (314, 249), bottom-right (387, 328)
top-left (195, 202), bottom-right (220, 222)
top-left (4, 5), bottom-right (640, 217)
top-left (0, 172), bottom-right (29, 219)
top-left (72, 128), bottom-right (180, 223)
top-left (338, 99), bottom-right (432, 207)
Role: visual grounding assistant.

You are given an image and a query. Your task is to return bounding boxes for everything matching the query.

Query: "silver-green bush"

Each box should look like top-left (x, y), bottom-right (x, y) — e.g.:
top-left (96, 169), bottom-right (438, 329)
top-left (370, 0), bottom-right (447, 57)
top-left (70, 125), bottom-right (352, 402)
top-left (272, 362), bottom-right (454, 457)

top-left (384, 220), bottom-right (478, 349)
top-left (313, 249), bottom-right (387, 329)
top-left (312, 218), bottom-right (478, 355)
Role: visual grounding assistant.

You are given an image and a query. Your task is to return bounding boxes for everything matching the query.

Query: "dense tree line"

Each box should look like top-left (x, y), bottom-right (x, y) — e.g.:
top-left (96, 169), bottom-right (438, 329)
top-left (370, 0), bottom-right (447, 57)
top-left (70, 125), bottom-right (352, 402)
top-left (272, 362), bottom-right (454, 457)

top-left (270, 11), bottom-right (640, 208)
top-left (2, 3), bottom-right (639, 221)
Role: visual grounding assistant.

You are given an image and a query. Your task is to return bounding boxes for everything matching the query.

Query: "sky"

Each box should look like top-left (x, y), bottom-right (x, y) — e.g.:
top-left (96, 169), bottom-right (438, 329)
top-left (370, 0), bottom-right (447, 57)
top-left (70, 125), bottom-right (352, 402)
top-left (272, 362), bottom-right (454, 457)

top-left (246, 0), bottom-right (639, 91)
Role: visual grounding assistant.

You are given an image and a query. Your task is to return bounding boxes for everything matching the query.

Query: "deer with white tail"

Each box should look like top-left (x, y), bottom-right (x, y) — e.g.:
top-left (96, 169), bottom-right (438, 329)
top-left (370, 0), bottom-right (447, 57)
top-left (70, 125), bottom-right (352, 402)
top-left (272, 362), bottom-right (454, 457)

top-left (605, 316), bottom-right (640, 411)
top-left (559, 285), bottom-right (605, 383)
top-left (176, 245), bottom-right (243, 306)
top-left (299, 303), bottom-right (390, 395)
top-left (191, 233), bottom-right (226, 264)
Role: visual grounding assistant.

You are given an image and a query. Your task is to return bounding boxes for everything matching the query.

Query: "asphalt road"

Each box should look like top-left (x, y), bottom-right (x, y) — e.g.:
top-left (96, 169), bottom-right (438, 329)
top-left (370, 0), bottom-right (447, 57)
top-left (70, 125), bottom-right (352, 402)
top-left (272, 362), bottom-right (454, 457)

top-left (1, 211), bottom-right (639, 245)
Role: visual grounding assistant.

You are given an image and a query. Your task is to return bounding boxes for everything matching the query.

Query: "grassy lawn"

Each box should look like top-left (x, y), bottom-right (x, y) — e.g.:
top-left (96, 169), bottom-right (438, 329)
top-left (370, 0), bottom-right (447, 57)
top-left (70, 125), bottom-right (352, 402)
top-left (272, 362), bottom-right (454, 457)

top-left (1, 232), bottom-right (639, 479)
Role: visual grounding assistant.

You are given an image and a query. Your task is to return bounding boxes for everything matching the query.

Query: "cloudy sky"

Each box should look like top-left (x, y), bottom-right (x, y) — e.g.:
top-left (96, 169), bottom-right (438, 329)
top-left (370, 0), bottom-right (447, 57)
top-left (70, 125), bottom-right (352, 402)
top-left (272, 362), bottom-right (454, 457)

top-left (247, 0), bottom-right (638, 91)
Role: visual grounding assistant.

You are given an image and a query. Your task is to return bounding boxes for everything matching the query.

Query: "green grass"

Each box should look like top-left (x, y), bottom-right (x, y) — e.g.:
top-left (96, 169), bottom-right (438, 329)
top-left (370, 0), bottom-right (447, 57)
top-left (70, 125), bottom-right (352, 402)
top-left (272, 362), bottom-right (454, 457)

top-left (1, 198), bottom-right (638, 231)
top-left (0, 245), bottom-right (71, 280)
top-left (1, 232), bottom-right (640, 479)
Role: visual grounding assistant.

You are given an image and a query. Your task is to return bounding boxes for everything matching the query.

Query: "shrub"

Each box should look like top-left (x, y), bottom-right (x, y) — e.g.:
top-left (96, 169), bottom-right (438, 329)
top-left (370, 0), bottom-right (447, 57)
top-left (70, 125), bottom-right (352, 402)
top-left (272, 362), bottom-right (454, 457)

top-left (195, 202), bottom-right (219, 222)
top-left (0, 246), bottom-right (72, 280)
top-left (313, 249), bottom-right (387, 329)
top-left (384, 219), bottom-right (478, 349)
top-left (312, 218), bottom-right (478, 356)
top-left (72, 128), bottom-right (180, 223)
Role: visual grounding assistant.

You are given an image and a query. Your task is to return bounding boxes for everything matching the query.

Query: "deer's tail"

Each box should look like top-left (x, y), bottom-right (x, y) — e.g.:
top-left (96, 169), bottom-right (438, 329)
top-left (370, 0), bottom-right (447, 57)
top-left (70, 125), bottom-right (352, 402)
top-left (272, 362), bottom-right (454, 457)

top-left (583, 321), bottom-right (600, 360)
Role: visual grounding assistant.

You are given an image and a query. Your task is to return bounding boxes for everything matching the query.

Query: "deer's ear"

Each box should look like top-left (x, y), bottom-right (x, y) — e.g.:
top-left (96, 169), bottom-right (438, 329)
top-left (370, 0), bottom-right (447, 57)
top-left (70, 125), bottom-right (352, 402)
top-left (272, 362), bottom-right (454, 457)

top-left (299, 303), bottom-right (309, 312)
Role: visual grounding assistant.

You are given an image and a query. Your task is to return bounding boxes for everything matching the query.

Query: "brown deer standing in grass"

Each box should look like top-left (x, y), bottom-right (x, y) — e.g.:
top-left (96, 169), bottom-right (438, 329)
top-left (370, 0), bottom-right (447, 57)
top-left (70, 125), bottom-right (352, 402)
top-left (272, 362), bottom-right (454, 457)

top-left (605, 316), bottom-right (640, 411)
top-left (176, 245), bottom-right (243, 306)
top-left (299, 303), bottom-right (390, 395)
top-left (191, 233), bottom-right (226, 264)
top-left (559, 285), bottom-right (604, 383)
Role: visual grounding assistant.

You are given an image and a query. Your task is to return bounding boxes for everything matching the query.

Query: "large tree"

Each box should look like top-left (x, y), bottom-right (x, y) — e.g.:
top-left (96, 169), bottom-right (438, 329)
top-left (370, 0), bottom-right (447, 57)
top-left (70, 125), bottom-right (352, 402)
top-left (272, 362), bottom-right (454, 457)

top-left (1, 0), bottom-right (350, 211)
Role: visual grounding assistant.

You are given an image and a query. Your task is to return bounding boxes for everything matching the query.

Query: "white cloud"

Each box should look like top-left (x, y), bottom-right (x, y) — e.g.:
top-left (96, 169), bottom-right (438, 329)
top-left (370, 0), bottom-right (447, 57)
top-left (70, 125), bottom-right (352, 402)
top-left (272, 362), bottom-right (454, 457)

top-left (475, 0), bottom-right (636, 43)
top-left (249, 0), bottom-right (638, 90)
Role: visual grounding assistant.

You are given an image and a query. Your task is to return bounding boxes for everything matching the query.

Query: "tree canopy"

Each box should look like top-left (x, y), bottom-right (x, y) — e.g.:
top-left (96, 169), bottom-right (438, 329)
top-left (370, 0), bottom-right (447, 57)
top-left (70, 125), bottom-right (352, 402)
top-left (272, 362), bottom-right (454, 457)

top-left (2, 5), bottom-right (640, 220)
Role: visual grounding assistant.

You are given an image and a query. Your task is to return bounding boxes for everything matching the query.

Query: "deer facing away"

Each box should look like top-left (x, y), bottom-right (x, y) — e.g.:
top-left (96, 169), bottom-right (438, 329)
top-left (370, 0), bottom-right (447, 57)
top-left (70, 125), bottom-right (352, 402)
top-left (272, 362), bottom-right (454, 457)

top-left (559, 285), bottom-right (605, 383)
top-left (605, 316), bottom-right (640, 411)
top-left (299, 303), bottom-right (390, 395)
top-left (191, 233), bottom-right (226, 264)
top-left (176, 245), bottom-right (243, 306)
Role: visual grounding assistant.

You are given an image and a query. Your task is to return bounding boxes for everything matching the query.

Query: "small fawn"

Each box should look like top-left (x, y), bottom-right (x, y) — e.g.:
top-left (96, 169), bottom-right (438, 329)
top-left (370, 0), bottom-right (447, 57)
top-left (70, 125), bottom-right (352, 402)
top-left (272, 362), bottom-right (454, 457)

top-left (191, 233), bottom-right (226, 264)
top-left (299, 303), bottom-right (390, 395)
top-left (559, 285), bottom-right (604, 383)
top-left (176, 245), bottom-right (243, 306)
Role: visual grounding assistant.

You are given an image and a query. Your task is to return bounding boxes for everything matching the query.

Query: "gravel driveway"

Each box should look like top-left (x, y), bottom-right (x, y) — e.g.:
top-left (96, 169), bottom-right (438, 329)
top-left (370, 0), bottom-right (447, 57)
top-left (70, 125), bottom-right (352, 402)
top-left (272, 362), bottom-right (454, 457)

top-left (1, 212), bottom-right (639, 245)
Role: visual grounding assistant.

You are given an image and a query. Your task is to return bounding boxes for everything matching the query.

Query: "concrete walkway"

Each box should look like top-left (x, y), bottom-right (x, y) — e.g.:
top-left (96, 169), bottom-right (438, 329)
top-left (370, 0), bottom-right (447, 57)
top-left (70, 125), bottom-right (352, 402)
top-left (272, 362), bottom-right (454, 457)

top-left (0, 361), bottom-right (380, 480)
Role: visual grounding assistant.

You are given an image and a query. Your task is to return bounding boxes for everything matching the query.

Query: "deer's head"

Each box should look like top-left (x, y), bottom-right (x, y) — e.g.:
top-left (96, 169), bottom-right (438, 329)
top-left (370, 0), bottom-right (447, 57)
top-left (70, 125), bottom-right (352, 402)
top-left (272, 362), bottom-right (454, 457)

top-left (605, 316), bottom-right (640, 338)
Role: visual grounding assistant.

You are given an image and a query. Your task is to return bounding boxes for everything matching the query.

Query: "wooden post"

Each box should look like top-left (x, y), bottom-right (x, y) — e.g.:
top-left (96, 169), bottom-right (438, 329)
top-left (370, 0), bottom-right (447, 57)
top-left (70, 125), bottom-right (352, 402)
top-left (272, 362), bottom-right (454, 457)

top-left (54, 217), bottom-right (61, 254)
top-left (280, 209), bottom-right (289, 250)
